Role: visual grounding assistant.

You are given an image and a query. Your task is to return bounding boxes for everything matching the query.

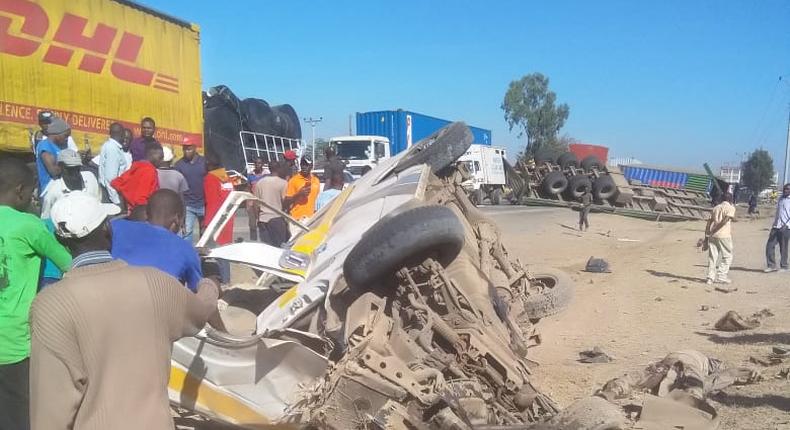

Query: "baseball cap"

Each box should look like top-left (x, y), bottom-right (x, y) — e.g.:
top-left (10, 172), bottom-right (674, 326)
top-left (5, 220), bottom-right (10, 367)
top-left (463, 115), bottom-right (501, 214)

top-left (51, 192), bottom-right (121, 239)
top-left (57, 149), bottom-right (82, 167)
top-left (182, 135), bottom-right (196, 146)
top-left (38, 110), bottom-right (53, 124)
top-left (47, 117), bottom-right (70, 135)
top-left (162, 145), bottom-right (174, 162)
top-left (283, 150), bottom-right (297, 161)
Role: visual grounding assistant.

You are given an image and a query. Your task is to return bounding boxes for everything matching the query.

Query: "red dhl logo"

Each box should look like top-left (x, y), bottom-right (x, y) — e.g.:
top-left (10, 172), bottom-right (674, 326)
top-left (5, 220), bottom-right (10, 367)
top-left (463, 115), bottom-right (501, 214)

top-left (0, 0), bottom-right (179, 93)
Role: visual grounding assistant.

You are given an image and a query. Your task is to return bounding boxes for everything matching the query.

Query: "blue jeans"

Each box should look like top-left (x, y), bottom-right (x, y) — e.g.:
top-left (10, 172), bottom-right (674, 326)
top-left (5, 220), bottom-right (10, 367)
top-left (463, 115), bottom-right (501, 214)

top-left (183, 205), bottom-right (205, 243)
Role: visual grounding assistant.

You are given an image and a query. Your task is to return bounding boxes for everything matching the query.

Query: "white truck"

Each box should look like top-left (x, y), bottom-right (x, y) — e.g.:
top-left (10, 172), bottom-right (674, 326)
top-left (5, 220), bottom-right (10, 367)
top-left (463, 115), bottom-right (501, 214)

top-left (329, 135), bottom-right (391, 178)
top-left (459, 144), bottom-right (507, 205)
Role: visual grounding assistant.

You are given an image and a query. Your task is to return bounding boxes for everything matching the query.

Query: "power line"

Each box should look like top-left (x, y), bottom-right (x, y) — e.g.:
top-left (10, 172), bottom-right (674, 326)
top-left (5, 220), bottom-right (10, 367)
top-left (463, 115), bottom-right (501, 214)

top-left (749, 77), bottom-right (782, 148)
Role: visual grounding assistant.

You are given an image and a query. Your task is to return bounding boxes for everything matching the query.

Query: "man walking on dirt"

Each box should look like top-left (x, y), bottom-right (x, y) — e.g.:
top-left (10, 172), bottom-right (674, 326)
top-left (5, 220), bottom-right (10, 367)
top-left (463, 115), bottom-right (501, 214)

top-left (705, 192), bottom-right (735, 284)
top-left (29, 192), bottom-right (219, 430)
top-left (765, 183), bottom-right (790, 272)
top-left (579, 190), bottom-right (592, 231)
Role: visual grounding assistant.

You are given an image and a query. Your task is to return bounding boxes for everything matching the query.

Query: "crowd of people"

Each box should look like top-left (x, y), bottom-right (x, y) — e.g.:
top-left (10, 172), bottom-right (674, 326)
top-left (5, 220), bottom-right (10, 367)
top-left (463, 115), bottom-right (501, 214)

top-left (0, 113), bottom-right (347, 429)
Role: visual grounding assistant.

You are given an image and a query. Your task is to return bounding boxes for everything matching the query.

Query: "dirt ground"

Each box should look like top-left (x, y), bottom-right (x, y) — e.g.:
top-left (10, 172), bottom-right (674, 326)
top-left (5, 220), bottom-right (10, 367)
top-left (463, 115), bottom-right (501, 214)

top-left (496, 205), bottom-right (790, 429)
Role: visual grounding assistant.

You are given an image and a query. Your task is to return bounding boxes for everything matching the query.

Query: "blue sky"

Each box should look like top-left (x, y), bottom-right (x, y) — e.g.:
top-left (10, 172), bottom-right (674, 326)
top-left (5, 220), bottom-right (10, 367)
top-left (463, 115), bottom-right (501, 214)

top-left (148, 0), bottom-right (790, 170)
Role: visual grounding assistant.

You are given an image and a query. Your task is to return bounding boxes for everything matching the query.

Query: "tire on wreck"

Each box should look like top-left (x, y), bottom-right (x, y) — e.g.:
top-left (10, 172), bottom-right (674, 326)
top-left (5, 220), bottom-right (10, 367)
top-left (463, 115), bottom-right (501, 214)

top-left (593, 174), bottom-right (617, 202)
top-left (541, 171), bottom-right (569, 195)
top-left (524, 267), bottom-right (575, 320)
top-left (392, 122), bottom-right (473, 175)
top-left (343, 205), bottom-right (465, 289)
top-left (565, 174), bottom-right (592, 199)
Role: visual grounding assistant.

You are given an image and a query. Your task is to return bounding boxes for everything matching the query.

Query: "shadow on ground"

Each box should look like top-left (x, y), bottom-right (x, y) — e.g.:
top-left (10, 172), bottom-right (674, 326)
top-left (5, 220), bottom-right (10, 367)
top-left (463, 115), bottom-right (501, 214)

top-left (645, 269), bottom-right (704, 283)
top-left (711, 393), bottom-right (790, 412)
top-left (695, 331), bottom-right (790, 345)
top-left (729, 266), bottom-right (767, 273)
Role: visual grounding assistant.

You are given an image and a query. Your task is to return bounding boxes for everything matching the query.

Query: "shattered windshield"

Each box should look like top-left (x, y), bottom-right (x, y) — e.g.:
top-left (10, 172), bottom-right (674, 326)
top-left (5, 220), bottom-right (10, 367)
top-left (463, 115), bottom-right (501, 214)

top-left (334, 141), bottom-right (370, 160)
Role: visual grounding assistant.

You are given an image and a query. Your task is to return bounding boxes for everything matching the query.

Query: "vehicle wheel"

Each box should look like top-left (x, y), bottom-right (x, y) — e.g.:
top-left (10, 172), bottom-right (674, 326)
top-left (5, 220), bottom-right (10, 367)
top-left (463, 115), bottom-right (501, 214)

top-left (557, 152), bottom-right (578, 169)
top-left (566, 175), bottom-right (592, 199)
top-left (491, 187), bottom-right (502, 205)
top-left (546, 396), bottom-right (625, 430)
top-left (581, 155), bottom-right (603, 172)
top-left (541, 171), bottom-right (568, 195)
top-left (592, 175), bottom-right (616, 201)
top-left (343, 205), bottom-right (465, 289)
top-left (534, 149), bottom-right (556, 165)
top-left (524, 268), bottom-right (574, 320)
top-left (470, 188), bottom-right (483, 206)
top-left (392, 122), bottom-right (473, 175)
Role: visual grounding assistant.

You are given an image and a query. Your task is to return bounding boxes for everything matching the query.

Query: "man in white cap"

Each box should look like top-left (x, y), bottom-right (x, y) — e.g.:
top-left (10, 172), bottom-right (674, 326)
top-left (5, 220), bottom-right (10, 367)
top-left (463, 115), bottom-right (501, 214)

top-left (156, 145), bottom-right (188, 196)
top-left (40, 149), bottom-right (101, 219)
top-left (38, 149), bottom-right (102, 288)
top-left (29, 192), bottom-right (220, 430)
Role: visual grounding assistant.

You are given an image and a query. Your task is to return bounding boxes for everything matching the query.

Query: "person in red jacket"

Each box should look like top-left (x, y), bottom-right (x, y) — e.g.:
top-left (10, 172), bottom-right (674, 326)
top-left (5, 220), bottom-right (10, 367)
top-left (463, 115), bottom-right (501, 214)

top-left (111, 143), bottom-right (162, 212)
top-left (203, 158), bottom-right (234, 284)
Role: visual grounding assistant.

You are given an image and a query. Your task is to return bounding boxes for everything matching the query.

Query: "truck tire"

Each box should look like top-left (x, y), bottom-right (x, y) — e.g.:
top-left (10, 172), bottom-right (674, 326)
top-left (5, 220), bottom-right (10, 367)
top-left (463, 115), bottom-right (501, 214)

top-left (491, 187), bottom-right (502, 205)
top-left (343, 205), bottom-right (465, 289)
top-left (534, 149), bottom-right (556, 165)
top-left (392, 122), bottom-right (472, 175)
top-left (541, 171), bottom-right (568, 195)
top-left (566, 175), bottom-right (592, 199)
top-left (557, 152), bottom-right (578, 169)
top-left (593, 175), bottom-right (616, 201)
top-left (524, 268), bottom-right (574, 320)
top-left (470, 188), bottom-right (484, 206)
top-left (581, 155), bottom-right (603, 172)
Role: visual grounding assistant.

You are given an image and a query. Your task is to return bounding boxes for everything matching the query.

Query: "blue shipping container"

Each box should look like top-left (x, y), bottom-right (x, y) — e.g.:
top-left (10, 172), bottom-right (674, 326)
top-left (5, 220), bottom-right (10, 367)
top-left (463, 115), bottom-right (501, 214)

top-left (621, 165), bottom-right (690, 189)
top-left (356, 110), bottom-right (492, 155)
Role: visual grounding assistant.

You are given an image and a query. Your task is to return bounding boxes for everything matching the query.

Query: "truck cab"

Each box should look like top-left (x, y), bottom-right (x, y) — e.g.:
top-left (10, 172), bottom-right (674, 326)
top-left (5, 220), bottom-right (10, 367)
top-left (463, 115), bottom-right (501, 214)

top-left (329, 135), bottom-right (390, 178)
top-left (458, 144), bottom-right (507, 205)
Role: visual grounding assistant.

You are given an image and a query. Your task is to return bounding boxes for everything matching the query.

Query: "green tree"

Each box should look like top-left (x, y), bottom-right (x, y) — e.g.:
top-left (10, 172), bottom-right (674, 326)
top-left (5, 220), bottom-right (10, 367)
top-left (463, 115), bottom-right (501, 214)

top-left (501, 73), bottom-right (570, 160)
top-left (741, 149), bottom-right (775, 193)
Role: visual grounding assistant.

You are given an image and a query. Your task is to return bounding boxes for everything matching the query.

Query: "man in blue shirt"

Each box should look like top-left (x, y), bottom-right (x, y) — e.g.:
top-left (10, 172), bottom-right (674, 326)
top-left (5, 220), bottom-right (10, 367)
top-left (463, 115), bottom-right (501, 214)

top-left (35, 118), bottom-right (71, 195)
top-left (110, 189), bottom-right (202, 291)
top-left (174, 141), bottom-right (206, 242)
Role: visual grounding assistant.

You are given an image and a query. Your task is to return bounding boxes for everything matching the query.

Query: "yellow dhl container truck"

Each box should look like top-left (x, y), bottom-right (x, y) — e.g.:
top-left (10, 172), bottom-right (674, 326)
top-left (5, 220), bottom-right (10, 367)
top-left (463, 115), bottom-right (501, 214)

top-left (0, 0), bottom-right (202, 157)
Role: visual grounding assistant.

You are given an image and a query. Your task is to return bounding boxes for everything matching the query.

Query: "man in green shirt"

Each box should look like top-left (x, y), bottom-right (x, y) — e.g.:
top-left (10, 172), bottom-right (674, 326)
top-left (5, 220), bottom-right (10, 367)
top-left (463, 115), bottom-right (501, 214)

top-left (0, 157), bottom-right (71, 430)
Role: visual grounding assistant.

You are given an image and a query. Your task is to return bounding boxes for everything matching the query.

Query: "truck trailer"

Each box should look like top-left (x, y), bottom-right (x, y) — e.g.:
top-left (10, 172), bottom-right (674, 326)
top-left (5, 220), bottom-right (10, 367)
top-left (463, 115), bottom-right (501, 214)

top-left (332, 109), bottom-right (492, 177)
top-left (0, 0), bottom-right (203, 157)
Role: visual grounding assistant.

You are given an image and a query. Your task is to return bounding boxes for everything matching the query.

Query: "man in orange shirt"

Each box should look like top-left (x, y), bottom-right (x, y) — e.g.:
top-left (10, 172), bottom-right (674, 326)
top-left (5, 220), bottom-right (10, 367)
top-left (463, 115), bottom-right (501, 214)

top-left (286, 157), bottom-right (319, 220)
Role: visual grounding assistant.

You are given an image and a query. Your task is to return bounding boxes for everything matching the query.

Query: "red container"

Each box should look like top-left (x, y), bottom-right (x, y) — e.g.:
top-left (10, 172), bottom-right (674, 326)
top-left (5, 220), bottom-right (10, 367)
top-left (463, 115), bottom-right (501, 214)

top-left (569, 143), bottom-right (609, 163)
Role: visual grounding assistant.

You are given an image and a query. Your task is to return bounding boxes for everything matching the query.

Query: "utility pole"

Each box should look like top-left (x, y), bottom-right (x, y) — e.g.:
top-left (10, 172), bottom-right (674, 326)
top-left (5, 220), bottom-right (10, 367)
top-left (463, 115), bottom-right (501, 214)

top-left (303, 116), bottom-right (323, 162)
top-left (784, 105), bottom-right (790, 186)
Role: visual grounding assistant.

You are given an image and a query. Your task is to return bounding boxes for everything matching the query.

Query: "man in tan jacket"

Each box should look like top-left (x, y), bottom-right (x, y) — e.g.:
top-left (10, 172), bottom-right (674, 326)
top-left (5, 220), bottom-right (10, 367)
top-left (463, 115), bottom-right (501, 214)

top-left (29, 192), bottom-right (220, 430)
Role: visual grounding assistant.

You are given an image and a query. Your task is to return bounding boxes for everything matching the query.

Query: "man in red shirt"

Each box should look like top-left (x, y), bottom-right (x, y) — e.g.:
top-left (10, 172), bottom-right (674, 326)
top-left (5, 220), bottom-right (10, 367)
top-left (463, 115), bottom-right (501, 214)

top-left (203, 158), bottom-right (234, 284)
top-left (111, 143), bottom-right (162, 211)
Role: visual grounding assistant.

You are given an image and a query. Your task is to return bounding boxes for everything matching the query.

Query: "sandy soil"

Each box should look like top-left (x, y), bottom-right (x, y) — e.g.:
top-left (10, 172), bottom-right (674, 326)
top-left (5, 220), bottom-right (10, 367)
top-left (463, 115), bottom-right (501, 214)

top-left (498, 206), bottom-right (790, 430)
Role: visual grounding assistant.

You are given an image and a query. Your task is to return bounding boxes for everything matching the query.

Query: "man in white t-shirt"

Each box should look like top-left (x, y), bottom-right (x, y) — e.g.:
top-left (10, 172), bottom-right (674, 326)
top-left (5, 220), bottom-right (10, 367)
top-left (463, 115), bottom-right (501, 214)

top-left (705, 192), bottom-right (736, 285)
top-left (40, 150), bottom-right (101, 219)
